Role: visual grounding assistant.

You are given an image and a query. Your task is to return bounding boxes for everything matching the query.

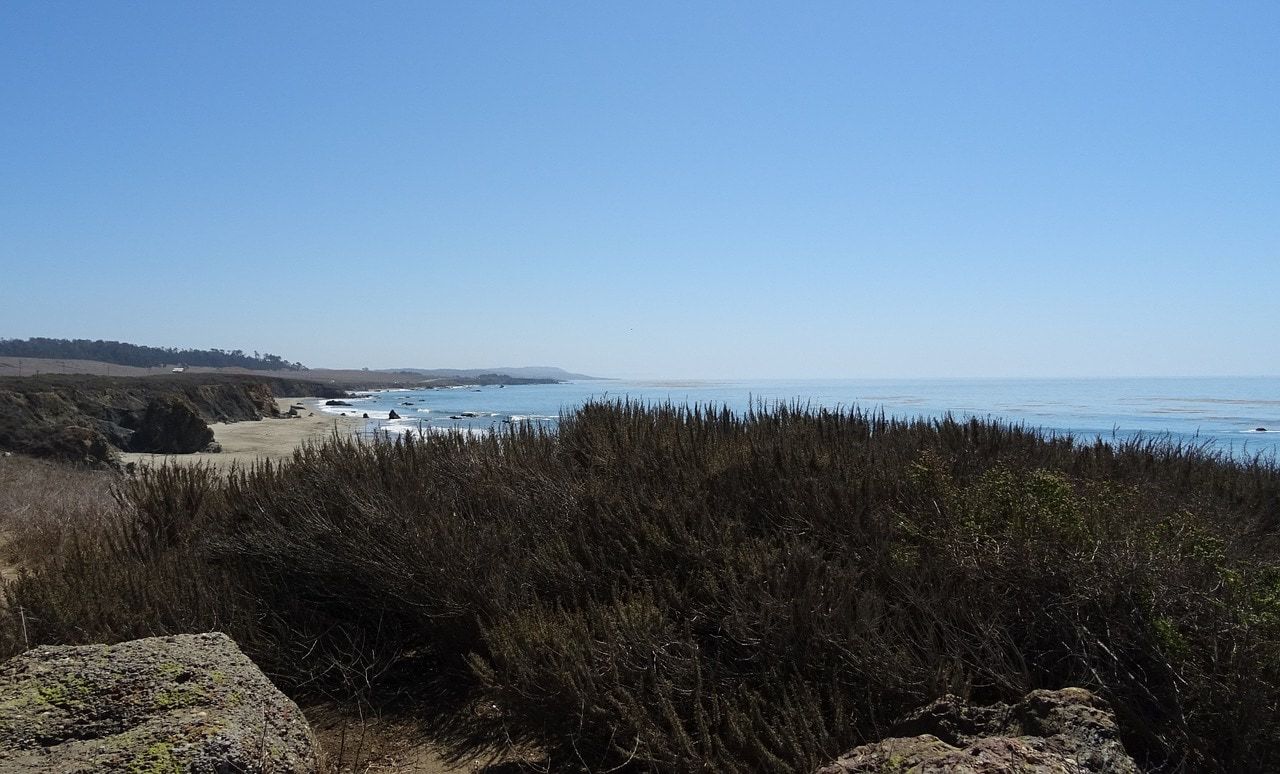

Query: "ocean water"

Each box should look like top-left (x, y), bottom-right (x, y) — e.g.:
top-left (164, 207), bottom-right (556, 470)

top-left (314, 377), bottom-right (1280, 460)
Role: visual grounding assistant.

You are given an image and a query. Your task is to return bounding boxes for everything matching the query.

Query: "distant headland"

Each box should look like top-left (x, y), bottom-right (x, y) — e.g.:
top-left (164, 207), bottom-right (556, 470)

top-left (0, 337), bottom-right (601, 387)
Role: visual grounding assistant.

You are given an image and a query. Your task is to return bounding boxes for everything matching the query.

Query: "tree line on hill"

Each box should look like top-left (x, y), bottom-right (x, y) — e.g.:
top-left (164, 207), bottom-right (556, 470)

top-left (0, 337), bottom-right (305, 371)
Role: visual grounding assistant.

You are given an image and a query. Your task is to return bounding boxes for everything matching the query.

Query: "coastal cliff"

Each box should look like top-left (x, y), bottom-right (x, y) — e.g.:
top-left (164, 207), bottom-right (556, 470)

top-left (0, 374), bottom-right (345, 465)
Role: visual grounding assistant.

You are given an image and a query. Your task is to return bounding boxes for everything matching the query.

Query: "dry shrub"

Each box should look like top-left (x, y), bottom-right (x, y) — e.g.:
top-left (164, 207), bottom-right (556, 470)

top-left (2, 403), bottom-right (1279, 772)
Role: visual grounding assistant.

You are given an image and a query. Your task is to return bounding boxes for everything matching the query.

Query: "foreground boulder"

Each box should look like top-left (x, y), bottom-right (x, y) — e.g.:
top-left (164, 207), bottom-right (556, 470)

top-left (0, 632), bottom-right (318, 772)
top-left (817, 688), bottom-right (1137, 773)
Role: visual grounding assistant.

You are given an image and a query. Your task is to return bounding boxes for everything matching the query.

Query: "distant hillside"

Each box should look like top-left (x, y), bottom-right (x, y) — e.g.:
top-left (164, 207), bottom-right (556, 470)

top-left (0, 337), bottom-right (305, 372)
top-left (0, 357), bottom-right (564, 390)
top-left (385, 366), bottom-right (602, 380)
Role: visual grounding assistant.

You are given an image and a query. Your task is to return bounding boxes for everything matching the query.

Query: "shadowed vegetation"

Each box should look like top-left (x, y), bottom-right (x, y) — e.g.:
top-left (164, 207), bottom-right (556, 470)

top-left (2, 402), bottom-right (1279, 772)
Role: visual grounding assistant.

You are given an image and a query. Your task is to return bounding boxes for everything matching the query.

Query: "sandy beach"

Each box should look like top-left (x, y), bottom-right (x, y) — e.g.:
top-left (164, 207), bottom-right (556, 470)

top-left (117, 397), bottom-right (365, 469)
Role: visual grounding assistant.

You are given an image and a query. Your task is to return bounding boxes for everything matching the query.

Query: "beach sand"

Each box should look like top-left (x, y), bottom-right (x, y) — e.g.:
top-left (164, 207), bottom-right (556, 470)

top-left (117, 397), bottom-right (364, 469)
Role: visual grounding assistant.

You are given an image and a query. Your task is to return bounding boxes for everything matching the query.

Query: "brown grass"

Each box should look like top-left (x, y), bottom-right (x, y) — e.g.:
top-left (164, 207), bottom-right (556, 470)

top-left (0, 455), bottom-right (116, 583)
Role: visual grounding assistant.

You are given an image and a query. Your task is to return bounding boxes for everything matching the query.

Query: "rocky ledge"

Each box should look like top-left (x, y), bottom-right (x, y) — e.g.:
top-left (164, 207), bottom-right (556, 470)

top-left (816, 688), bottom-right (1137, 773)
top-left (0, 632), bottom-right (317, 773)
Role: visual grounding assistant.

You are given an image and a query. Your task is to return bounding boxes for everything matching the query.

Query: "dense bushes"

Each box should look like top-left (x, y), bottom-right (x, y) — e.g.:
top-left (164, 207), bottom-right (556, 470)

top-left (3, 402), bottom-right (1280, 771)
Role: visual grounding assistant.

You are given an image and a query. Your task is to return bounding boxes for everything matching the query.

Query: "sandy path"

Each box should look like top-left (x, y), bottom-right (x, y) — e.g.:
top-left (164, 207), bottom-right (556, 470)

top-left (118, 397), bottom-right (365, 469)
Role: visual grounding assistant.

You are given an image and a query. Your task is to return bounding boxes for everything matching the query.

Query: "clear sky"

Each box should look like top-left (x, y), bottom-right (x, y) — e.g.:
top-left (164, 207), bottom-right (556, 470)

top-left (1, 2), bottom-right (1277, 379)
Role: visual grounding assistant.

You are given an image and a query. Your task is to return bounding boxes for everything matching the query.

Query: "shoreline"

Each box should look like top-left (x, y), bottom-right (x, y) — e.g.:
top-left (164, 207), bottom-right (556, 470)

top-left (117, 397), bottom-right (365, 469)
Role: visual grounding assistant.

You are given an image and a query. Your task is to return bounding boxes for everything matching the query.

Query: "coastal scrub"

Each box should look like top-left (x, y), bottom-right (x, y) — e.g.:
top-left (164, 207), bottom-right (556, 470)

top-left (3, 402), bottom-right (1279, 772)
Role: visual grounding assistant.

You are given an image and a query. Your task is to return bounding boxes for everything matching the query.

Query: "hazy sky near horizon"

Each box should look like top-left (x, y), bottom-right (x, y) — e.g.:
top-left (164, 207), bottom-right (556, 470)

top-left (2, 2), bottom-right (1277, 379)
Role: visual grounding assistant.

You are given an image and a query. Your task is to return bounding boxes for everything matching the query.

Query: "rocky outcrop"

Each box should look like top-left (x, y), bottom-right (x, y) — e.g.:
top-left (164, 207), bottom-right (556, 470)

top-left (128, 395), bottom-right (215, 453)
top-left (0, 632), bottom-right (318, 773)
top-left (387, 409), bottom-right (401, 420)
top-left (47, 425), bottom-right (117, 466)
top-left (816, 688), bottom-right (1137, 773)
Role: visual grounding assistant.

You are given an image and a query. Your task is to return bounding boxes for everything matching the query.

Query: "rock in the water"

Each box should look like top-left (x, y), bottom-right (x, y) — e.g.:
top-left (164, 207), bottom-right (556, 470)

top-left (387, 409), bottom-right (401, 420)
top-left (128, 396), bottom-right (214, 454)
top-left (324, 400), bottom-right (352, 407)
top-left (0, 632), bottom-right (318, 773)
top-left (362, 413), bottom-right (370, 419)
top-left (816, 688), bottom-right (1137, 774)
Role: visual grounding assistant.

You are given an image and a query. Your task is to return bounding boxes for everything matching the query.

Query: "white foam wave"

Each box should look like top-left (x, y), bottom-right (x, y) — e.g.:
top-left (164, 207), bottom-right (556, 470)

top-left (374, 423), bottom-right (489, 438)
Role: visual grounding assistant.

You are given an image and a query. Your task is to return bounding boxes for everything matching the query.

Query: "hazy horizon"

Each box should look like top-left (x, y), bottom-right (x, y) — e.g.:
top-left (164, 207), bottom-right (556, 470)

top-left (3, 2), bottom-right (1277, 379)
top-left (7, 343), bottom-right (1280, 382)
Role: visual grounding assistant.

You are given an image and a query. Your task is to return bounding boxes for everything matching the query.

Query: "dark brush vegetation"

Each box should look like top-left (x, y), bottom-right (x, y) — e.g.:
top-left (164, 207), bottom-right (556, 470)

top-left (3, 403), bottom-right (1280, 772)
top-left (0, 337), bottom-right (305, 371)
top-left (0, 373), bottom-right (344, 463)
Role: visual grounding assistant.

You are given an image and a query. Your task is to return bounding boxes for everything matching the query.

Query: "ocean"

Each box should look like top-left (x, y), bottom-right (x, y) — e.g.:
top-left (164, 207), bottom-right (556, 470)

top-left (315, 377), bottom-right (1280, 460)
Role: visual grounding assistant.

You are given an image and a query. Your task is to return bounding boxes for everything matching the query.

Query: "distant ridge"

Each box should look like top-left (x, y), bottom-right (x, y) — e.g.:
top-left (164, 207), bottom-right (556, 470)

top-left (383, 366), bottom-right (604, 381)
top-left (0, 337), bottom-right (304, 371)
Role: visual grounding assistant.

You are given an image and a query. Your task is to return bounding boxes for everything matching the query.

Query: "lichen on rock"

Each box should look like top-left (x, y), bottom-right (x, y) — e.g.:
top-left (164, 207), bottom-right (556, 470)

top-left (816, 688), bottom-right (1138, 773)
top-left (0, 632), bottom-right (317, 773)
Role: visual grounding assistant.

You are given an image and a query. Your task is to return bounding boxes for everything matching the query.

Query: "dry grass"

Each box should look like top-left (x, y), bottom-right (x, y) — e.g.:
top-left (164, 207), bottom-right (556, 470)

top-left (309, 708), bottom-right (539, 774)
top-left (0, 454), bottom-right (116, 583)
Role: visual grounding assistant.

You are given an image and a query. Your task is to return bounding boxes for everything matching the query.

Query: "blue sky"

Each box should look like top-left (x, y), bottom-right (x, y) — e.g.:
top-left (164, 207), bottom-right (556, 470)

top-left (1, 2), bottom-right (1276, 378)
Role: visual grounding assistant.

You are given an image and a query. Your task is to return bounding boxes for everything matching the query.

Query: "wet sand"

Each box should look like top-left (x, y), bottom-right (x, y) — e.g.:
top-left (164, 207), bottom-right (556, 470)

top-left (118, 398), bottom-right (364, 469)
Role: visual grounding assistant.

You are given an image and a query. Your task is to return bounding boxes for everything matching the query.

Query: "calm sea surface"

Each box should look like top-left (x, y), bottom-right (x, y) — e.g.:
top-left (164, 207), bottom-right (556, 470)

top-left (316, 378), bottom-right (1280, 460)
